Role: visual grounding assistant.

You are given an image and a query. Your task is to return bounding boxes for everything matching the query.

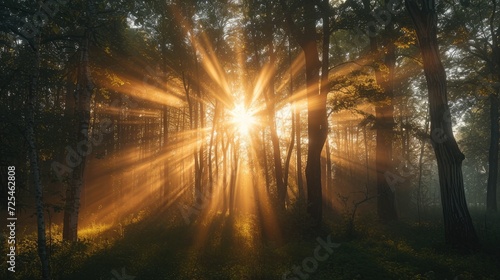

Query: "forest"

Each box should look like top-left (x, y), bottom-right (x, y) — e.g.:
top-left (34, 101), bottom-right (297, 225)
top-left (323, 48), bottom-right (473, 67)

top-left (0, 0), bottom-right (499, 279)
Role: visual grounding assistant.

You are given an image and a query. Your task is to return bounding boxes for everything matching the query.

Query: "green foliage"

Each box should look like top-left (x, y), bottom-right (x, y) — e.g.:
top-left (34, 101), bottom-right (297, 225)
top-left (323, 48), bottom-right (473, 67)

top-left (2, 208), bottom-right (499, 279)
top-left (329, 69), bottom-right (382, 113)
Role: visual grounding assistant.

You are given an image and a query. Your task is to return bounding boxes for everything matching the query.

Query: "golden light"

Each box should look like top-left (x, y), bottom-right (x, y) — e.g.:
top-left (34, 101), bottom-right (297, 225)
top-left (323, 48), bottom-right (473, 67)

top-left (229, 103), bottom-right (257, 136)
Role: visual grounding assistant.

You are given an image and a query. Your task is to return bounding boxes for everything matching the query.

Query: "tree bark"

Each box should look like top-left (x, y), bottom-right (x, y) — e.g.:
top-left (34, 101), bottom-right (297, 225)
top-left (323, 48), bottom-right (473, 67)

top-left (284, 43), bottom-right (296, 202)
top-left (487, 91), bottom-right (499, 211)
top-left (295, 102), bottom-right (305, 200)
top-left (163, 106), bottom-right (170, 201)
top-left (63, 29), bottom-right (94, 242)
top-left (417, 117), bottom-right (430, 224)
top-left (26, 29), bottom-right (51, 280)
top-left (406, 0), bottom-right (479, 249)
top-left (208, 101), bottom-right (220, 192)
top-left (283, 0), bottom-right (328, 226)
top-left (255, 2), bottom-right (286, 209)
top-left (300, 1), bottom-right (328, 227)
top-left (265, 43), bottom-right (286, 210)
top-left (362, 0), bottom-right (398, 222)
top-left (374, 44), bottom-right (398, 222)
top-left (486, 4), bottom-right (499, 210)
top-left (321, 0), bottom-right (333, 206)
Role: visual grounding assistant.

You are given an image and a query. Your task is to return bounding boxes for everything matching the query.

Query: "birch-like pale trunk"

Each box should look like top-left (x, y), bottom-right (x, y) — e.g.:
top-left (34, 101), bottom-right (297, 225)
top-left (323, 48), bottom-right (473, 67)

top-left (26, 29), bottom-right (51, 279)
top-left (63, 30), bottom-right (94, 242)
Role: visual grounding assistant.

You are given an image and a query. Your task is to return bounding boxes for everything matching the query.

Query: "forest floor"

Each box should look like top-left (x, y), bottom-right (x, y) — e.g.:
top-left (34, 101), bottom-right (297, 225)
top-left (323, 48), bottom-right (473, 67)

top-left (1, 206), bottom-right (499, 280)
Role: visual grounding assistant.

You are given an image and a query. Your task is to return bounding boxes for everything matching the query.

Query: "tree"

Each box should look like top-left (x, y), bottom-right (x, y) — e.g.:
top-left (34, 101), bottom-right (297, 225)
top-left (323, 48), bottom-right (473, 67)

top-left (59, 0), bottom-right (132, 241)
top-left (406, 0), bottom-right (479, 249)
top-left (1, 1), bottom-right (52, 277)
top-left (446, 0), bottom-right (500, 212)
top-left (244, 0), bottom-right (287, 209)
top-left (477, 0), bottom-right (499, 212)
top-left (357, 0), bottom-right (399, 222)
top-left (26, 34), bottom-right (51, 280)
top-left (487, 85), bottom-right (499, 212)
top-left (281, 0), bottom-right (330, 226)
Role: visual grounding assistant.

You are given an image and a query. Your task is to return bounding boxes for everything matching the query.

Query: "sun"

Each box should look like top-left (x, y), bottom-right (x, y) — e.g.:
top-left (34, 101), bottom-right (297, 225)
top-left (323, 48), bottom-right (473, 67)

top-left (229, 103), bottom-right (257, 136)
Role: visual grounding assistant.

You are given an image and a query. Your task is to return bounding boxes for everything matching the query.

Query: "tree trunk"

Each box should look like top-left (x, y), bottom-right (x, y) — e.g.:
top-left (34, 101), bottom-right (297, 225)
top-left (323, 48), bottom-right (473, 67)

top-left (289, 38), bottom-right (305, 201)
top-left (302, 1), bottom-right (328, 226)
top-left (208, 101), bottom-right (220, 193)
top-left (321, 1), bottom-right (332, 207)
top-left (26, 30), bottom-right (51, 280)
top-left (363, 0), bottom-right (398, 222)
top-left (267, 98), bottom-right (286, 208)
top-left (229, 140), bottom-right (238, 214)
top-left (162, 106), bottom-right (169, 201)
top-left (487, 91), bottom-right (499, 211)
top-left (260, 3), bottom-right (286, 209)
top-left (373, 55), bottom-right (398, 222)
top-left (263, 132), bottom-right (271, 194)
top-left (486, 0), bottom-right (500, 211)
top-left (417, 117), bottom-right (430, 224)
top-left (265, 62), bottom-right (286, 209)
top-left (284, 104), bottom-right (295, 202)
top-left (281, 0), bottom-right (330, 226)
top-left (63, 30), bottom-right (94, 242)
top-left (406, 0), bottom-right (479, 249)
top-left (295, 102), bottom-right (305, 200)
top-left (284, 46), bottom-right (296, 203)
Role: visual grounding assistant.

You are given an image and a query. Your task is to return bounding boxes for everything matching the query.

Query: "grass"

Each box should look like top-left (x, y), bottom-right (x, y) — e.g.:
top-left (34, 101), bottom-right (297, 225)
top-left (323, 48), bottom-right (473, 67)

top-left (1, 207), bottom-right (499, 280)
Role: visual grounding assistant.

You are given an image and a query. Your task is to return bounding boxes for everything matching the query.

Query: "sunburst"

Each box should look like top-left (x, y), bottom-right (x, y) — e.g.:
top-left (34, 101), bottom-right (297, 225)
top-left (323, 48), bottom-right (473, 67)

top-left (228, 103), bottom-right (257, 137)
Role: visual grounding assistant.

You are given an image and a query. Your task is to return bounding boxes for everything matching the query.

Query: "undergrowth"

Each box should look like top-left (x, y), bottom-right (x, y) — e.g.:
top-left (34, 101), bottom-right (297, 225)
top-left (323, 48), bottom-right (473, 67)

top-left (1, 206), bottom-right (499, 279)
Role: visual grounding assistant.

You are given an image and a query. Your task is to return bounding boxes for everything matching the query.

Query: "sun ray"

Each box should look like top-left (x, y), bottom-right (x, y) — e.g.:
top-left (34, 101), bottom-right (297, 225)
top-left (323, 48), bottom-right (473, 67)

top-left (228, 102), bottom-right (257, 137)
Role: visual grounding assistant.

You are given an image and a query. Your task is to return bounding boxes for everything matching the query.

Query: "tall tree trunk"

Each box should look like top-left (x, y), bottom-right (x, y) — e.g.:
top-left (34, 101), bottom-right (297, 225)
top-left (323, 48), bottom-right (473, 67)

top-left (265, 61), bottom-right (286, 209)
top-left (267, 99), bottom-right (286, 208)
top-left (486, 16), bottom-right (499, 210)
top-left (163, 106), bottom-right (170, 201)
top-left (280, 0), bottom-right (328, 227)
top-left (63, 30), bottom-right (94, 242)
top-left (282, 0), bottom-right (328, 226)
top-left (229, 140), bottom-right (238, 214)
top-left (374, 44), bottom-right (398, 222)
top-left (487, 91), bottom-right (499, 211)
top-left (406, 0), bottom-right (479, 249)
top-left (321, 1), bottom-right (332, 207)
top-left (290, 42), bottom-right (305, 200)
top-left (363, 0), bottom-right (398, 222)
top-left (325, 138), bottom-right (333, 206)
top-left (284, 44), bottom-right (296, 203)
top-left (417, 117), bottom-right (430, 224)
top-left (295, 102), bottom-right (305, 200)
top-left (284, 112), bottom-right (295, 201)
top-left (195, 61), bottom-right (204, 206)
top-left (303, 32), bottom-right (326, 225)
top-left (262, 131), bottom-right (271, 194)
top-left (26, 30), bottom-right (51, 280)
top-left (259, 2), bottom-right (286, 209)
top-left (222, 134), bottom-right (229, 210)
top-left (208, 102), bottom-right (220, 193)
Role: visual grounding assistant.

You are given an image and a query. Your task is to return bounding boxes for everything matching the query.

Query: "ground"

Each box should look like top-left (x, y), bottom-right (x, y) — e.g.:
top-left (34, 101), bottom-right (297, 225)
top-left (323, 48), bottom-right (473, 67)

top-left (1, 207), bottom-right (499, 280)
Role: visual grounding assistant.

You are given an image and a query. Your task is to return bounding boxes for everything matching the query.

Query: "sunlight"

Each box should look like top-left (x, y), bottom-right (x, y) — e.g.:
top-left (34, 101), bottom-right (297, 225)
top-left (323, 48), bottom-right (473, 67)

top-left (229, 103), bottom-right (256, 137)
top-left (79, 223), bottom-right (112, 239)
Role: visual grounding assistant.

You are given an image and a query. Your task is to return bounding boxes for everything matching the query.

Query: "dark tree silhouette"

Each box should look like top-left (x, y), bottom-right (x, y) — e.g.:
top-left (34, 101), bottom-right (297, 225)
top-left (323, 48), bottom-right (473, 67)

top-left (406, 0), bottom-right (479, 249)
